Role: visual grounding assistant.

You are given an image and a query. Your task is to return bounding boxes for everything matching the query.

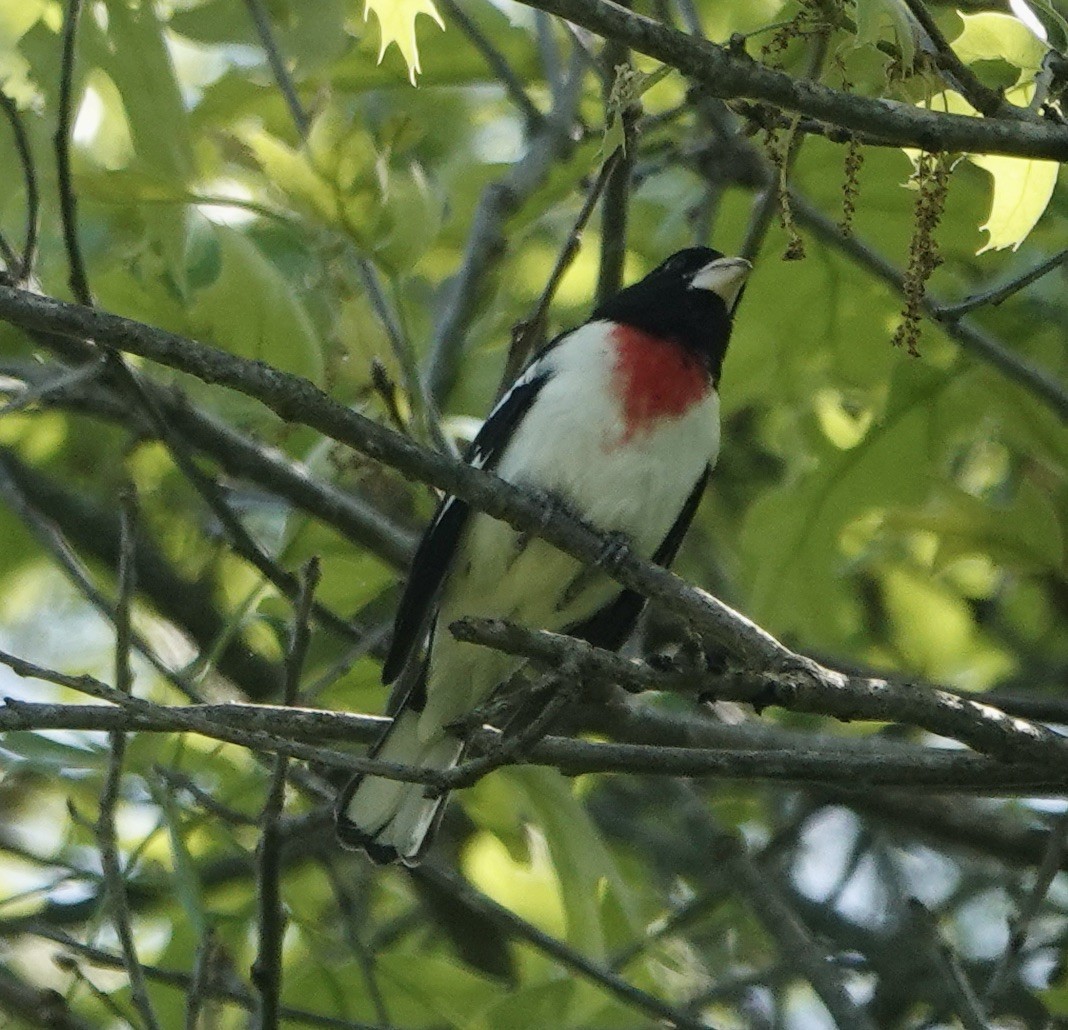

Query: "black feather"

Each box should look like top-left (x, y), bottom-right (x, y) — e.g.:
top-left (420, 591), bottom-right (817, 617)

top-left (568, 466), bottom-right (710, 651)
top-left (381, 367), bottom-right (553, 684)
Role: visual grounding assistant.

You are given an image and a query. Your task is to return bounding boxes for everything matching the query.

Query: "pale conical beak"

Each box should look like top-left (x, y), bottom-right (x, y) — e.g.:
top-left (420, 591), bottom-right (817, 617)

top-left (690, 256), bottom-right (752, 312)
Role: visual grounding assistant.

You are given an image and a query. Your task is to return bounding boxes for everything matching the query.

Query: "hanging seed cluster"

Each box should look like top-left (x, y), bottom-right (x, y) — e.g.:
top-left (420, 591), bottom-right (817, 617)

top-left (765, 120), bottom-right (806, 261)
top-left (835, 58), bottom-right (864, 237)
top-left (758, 0), bottom-right (829, 261)
top-left (893, 153), bottom-right (951, 357)
top-left (759, 0), bottom-right (824, 63)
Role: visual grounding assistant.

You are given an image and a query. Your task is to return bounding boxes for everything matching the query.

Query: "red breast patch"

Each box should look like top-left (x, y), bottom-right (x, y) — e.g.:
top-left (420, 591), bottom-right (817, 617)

top-left (611, 325), bottom-right (710, 443)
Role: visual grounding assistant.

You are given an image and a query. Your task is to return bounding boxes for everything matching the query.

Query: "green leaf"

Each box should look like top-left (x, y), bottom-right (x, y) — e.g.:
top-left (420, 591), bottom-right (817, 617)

top-left (893, 481), bottom-right (1064, 572)
top-left (243, 127), bottom-right (340, 224)
top-left (504, 768), bottom-right (639, 960)
top-left (477, 979), bottom-right (577, 1030)
top-left (741, 361), bottom-right (946, 641)
top-left (151, 778), bottom-right (207, 938)
top-left (361, 0), bottom-right (445, 85)
top-left (1022, 0), bottom-right (1068, 53)
top-left (373, 164), bottom-right (443, 272)
top-left (952, 11), bottom-right (1047, 79)
top-left (879, 565), bottom-right (1013, 683)
top-left (853, 0), bottom-right (918, 68)
top-left (375, 951), bottom-right (497, 1026)
top-left (189, 226), bottom-right (324, 382)
top-left (92, 1), bottom-right (193, 179)
top-left (0, 731), bottom-right (108, 774)
top-left (919, 90), bottom-right (1056, 252)
top-left (970, 145), bottom-right (1059, 253)
top-left (170, 0), bottom-right (349, 75)
top-left (0, 0), bottom-right (46, 105)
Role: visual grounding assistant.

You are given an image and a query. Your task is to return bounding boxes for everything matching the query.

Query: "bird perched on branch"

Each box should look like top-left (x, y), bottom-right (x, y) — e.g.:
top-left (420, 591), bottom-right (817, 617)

top-left (337, 247), bottom-right (751, 865)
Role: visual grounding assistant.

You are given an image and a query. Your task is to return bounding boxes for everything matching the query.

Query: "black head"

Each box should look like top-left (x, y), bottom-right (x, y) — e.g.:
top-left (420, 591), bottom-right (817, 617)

top-left (593, 247), bottom-right (751, 384)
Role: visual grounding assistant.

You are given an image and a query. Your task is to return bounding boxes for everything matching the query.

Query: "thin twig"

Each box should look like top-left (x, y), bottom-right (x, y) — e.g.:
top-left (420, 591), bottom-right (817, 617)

top-left (423, 47), bottom-right (586, 401)
top-left (596, 44), bottom-right (636, 304)
top-left (112, 362), bottom-right (363, 645)
top-left (55, 0), bottom-right (92, 306)
top-left (95, 493), bottom-right (162, 1030)
top-left (0, 92), bottom-right (39, 279)
top-left (320, 858), bottom-right (393, 1028)
top-left (497, 151), bottom-right (620, 394)
top-left (31, 928), bottom-right (389, 1030)
top-left (252, 558), bottom-right (320, 1029)
top-left (938, 247), bottom-right (1068, 320)
top-left (985, 807), bottom-right (1068, 1002)
top-left (157, 766), bottom-right (258, 827)
top-left (52, 955), bottom-right (136, 1026)
top-left (0, 451), bottom-right (206, 701)
top-left (356, 258), bottom-right (452, 454)
top-left (185, 927), bottom-right (221, 1030)
top-left (438, 0), bottom-right (544, 128)
top-left (0, 354), bottom-right (107, 416)
top-left (242, 0), bottom-right (310, 137)
top-left (439, 663), bottom-right (583, 790)
top-left (0, 966), bottom-right (92, 1030)
top-left (902, 0), bottom-right (1007, 117)
top-left (676, 786), bottom-right (877, 1030)
top-left (907, 899), bottom-right (988, 1030)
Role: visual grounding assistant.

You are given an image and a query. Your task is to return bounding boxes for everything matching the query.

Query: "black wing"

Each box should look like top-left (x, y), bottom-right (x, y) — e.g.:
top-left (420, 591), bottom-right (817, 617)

top-left (569, 465), bottom-right (710, 652)
top-left (381, 367), bottom-right (553, 684)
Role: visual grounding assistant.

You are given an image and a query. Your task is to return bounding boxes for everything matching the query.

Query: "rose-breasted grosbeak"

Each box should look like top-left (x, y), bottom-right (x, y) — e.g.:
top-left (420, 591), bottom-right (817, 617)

top-left (337, 247), bottom-right (750, 865)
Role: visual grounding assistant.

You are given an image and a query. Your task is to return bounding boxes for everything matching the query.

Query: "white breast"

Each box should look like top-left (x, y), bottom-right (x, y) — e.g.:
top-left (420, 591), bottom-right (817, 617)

top-left (496, 321), bottom-right (720, 551)
top-left (418, 321), bottom-right (721, 733)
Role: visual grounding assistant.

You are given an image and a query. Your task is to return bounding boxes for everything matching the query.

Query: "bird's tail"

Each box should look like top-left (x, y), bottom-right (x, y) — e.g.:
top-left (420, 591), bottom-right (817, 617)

top-left (336, 704), bottom-right (463, 866)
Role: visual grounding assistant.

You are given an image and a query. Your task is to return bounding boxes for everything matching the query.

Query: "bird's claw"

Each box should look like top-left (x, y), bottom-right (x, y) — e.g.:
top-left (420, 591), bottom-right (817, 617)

top-left (596, 531), bottom-right (631, 569)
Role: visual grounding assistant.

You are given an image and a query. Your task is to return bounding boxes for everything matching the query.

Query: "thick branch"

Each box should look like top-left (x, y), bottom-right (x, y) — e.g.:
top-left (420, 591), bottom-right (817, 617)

top-left (511, 0), bottom-right (1068, 160)
top-left (453, 619), bottom-right (1068, 768)
top-left (0, 286), bottom-right (1065, 771)
top-left (2, 698), bottom-right (1067, 795)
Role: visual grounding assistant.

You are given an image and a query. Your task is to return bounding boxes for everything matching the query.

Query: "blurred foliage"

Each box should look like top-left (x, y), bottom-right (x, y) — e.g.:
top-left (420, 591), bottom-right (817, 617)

top-left (0, 0), bottom-right (1066, 1027)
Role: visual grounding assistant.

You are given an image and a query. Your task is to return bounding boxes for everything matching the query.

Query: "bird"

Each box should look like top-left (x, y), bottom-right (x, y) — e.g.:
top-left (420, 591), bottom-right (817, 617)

top-left (336, 247), bottom-right (751, 865)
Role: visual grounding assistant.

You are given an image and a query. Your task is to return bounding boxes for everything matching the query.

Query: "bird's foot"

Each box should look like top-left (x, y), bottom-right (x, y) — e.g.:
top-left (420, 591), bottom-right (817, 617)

top-left (516, 491), bottom-right (578, 551)
top-left (595, 530), bottom-right (631, 570)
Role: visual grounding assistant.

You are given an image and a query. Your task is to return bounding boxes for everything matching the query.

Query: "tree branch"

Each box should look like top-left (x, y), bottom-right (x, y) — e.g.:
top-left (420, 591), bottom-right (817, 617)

top-left (902, 0), bottom-right (1006, 117)
top-left (55, 0), bottom-right (93, 305)
top-left (24, 927), bottom-right (389, 1030)
top-left (793, 196), bottom-right (1068, 421)
top-left (0, 285), bottom-right (1065, 772)
top-left (3, 693), bottom-right (1068, 796)
top-left (423, 47), bottom-right (586, 401)
top-left (936, 247), bottom-right (1068, 320)
top-left (438, 0), bottom-right (544, 129)
top-left (252, 559), bottom-right (319, 1028)
top-left (94, 494), bottom-right (162, 1030)
top-left (454, 618), bottom-right (1068, 769)
top-left (508, 0), bottom-right (1068, 160)
top-left (0, 93), bottom-right (39, 280)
